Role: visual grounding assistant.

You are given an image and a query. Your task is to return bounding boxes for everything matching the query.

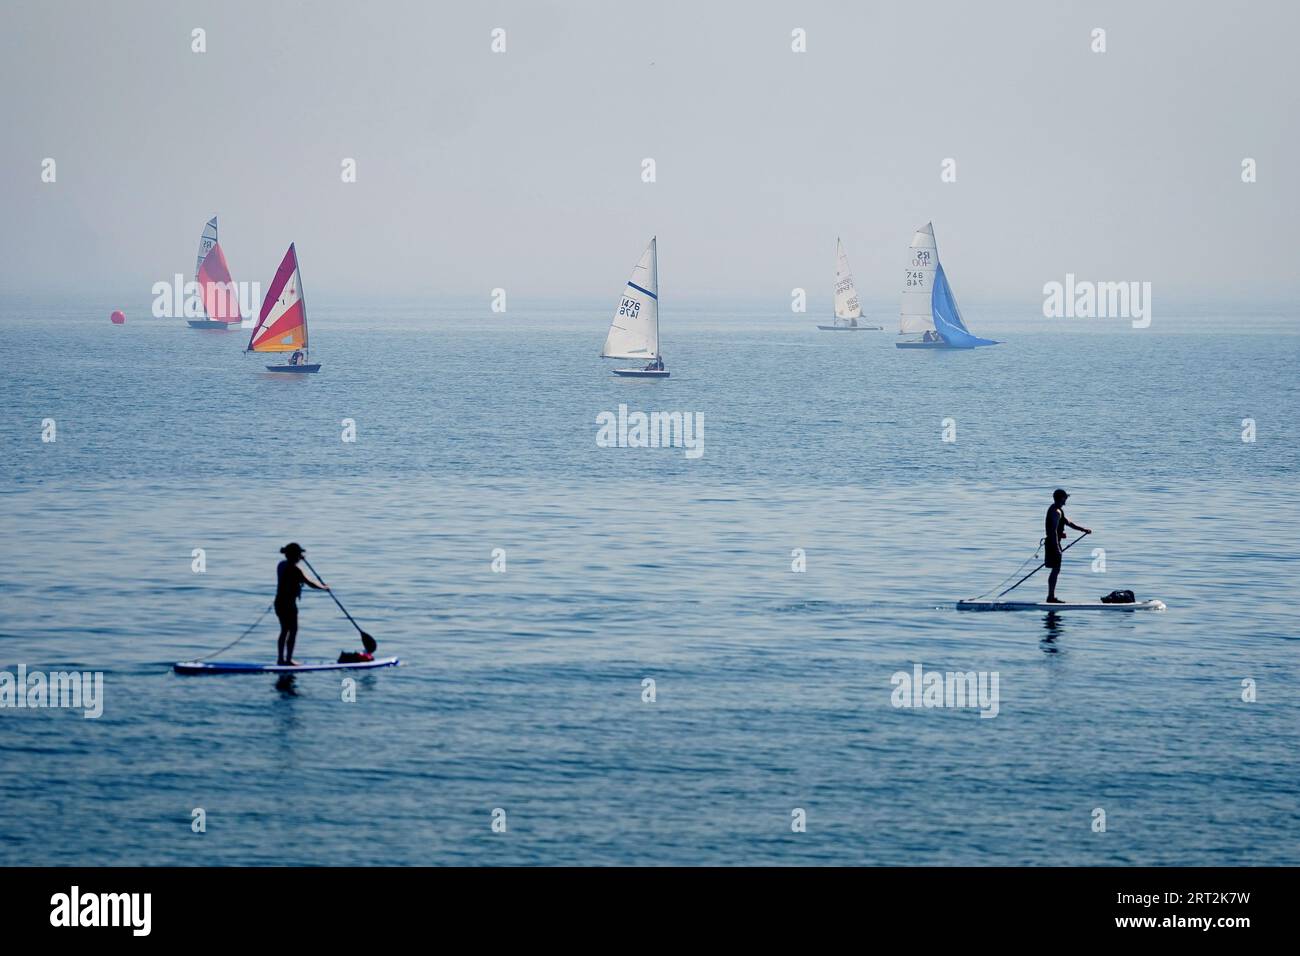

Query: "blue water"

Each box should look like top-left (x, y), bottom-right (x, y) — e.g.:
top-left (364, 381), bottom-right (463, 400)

top-left (1, 300), bottom-right (1297, 865)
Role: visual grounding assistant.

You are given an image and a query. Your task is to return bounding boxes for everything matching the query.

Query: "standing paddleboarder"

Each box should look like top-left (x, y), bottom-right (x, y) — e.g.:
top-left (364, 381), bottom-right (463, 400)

top-left (276, 542), bottom-right (328, 665)
top-left (1045, 490), bottom-right (1091, 603)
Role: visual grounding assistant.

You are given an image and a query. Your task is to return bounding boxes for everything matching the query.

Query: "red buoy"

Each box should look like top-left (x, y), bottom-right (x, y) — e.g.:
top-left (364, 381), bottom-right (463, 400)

top-left (110, 310), bottom-right (126, 324)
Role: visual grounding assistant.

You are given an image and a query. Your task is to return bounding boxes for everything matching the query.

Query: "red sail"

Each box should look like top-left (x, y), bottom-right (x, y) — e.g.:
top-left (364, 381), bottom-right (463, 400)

top-left (198, 241), bottom-right (242, 324)
top-left (247, 244), bottom-right (307, 352)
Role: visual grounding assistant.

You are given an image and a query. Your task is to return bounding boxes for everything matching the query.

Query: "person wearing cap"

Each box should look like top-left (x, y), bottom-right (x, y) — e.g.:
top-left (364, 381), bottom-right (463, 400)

top-left (1045, 490), bottom-right (1091, 603)
top-left (275, 543), bottom-right (328, 665)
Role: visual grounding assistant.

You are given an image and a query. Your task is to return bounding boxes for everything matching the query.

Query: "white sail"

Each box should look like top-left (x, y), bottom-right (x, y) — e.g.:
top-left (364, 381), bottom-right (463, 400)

top-left (833, 238), bottom-right (862, 320)
top-left (195, 216), bottom-right (218, 282)
top-left (601, 237), bottom-right (660, 360)
top-left (900, 222), bottom-right (937, 334)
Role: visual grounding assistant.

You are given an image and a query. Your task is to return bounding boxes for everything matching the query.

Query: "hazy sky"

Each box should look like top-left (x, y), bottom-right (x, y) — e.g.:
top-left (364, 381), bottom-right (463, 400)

top-left (2, 0), bottom-right (1297, 304)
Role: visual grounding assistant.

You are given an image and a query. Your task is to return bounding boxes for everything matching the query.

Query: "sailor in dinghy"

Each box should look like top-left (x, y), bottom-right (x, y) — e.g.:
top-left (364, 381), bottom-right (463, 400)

top-left (247, 243), bottom-right (321, 373)
top-left (187, 216), bottom-right (244, 330)
top-left (895, 222), bottom-right (998, 349)
top-left (601, 237), bottom-right (670, 378)
top-left (817, 238), bottom-right (883, 331)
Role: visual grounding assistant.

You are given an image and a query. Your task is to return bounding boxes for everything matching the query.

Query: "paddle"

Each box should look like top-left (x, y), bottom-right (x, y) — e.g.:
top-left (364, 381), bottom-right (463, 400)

top-left (997, 530), bottom-right (1091, 598)
top-left (301, 557), bottom-right (378, 654)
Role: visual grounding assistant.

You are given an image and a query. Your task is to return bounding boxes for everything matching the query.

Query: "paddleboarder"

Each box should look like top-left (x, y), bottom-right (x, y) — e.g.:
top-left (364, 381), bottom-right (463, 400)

top-left (276, 542), bottom-right (328, 665)
top-left (1045, 490), bottom-right (1091, 603)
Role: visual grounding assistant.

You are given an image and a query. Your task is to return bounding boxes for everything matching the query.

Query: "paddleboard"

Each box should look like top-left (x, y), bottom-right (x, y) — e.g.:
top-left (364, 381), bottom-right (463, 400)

top-left (174, 656), bottom-right (399, 675)
top-left (956, 600), bottom-right (1166, 612)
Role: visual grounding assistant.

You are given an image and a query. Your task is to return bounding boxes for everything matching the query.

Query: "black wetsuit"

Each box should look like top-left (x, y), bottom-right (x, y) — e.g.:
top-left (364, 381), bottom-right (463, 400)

top-left (275, 560), bottom-right (308, 623)
top-left (1045, 505), bottom-right (1066, 569)
top-left (275, 560), bottom-right (312, 662)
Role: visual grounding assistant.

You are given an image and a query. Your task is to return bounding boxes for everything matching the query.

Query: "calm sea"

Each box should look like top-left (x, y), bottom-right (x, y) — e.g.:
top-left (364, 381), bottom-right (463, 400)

top-left (1, 298), bottom-right (1297, 865)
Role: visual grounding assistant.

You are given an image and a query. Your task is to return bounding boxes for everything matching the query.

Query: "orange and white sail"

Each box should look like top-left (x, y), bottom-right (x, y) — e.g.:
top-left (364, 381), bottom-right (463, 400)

top-left (247, 244), bottom-right (308, 353)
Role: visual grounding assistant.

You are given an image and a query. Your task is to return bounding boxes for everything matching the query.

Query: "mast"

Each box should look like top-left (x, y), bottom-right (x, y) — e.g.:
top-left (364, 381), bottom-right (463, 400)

top-left (650, 235), bottom-right (660, 360)
top-left (293, 243), bottom-right (308, 362)
top-left (834, 237), bottom-right (841, 326)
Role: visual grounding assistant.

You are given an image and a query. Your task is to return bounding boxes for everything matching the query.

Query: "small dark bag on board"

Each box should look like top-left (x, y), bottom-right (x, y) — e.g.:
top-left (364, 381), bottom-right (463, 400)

top-left (1100, 589), bottom-right (1136, 604)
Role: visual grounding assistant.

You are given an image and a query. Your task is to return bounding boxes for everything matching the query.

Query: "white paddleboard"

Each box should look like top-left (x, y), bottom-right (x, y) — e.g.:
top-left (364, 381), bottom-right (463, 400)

top-left (956, 600), bottom-right (1166, 612)
top-left (174, 656), bottom-right (400, 675)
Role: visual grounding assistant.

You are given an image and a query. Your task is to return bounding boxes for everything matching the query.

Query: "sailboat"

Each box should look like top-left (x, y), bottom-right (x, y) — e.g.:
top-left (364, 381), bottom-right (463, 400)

top-left (187, 216), bottom-right (243, 330)
top-left (895, 223), bottom-right (999, 349)
top-left (817, 238), bottom-right (883, 330)
top-left (601, 237), bottom-right (669, 378)
top-left (246, 243), bottom-right (320, 373)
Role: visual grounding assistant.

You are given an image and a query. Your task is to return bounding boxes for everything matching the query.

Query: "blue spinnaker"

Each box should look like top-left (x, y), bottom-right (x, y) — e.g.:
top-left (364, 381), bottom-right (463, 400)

top-left (932, 263), bottom-right (999, 348)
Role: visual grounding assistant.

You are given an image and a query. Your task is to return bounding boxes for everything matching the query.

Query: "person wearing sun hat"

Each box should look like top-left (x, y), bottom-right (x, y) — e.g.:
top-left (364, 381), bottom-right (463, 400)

top-left (275, 542), bottom-right (329, 665)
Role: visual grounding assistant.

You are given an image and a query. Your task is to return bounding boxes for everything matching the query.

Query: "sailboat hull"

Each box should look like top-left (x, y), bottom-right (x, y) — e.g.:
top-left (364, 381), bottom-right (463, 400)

top-left (895, 340), bottom-right (958, 349)
top-left (817, 325), bottom-right (883, 331)
top-left (612, 368), bottom-right (669, 378)
top-left (187, 319), bottom-right (236, 330)
top-left (265, 363), bottom-right (321, 373)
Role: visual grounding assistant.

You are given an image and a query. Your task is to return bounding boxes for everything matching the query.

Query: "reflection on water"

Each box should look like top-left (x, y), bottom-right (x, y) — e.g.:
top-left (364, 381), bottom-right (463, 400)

top-left (1041, 611), bottom-right (1066, 650)
top-left (275, 674), bottom-right (299, 696)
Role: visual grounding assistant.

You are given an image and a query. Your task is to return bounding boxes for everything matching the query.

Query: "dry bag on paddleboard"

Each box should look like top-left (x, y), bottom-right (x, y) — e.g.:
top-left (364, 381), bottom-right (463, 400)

top-left (338, 650), bottom-right (375, 664)
top-left (1100, 589), bottom-right (1136, 604)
